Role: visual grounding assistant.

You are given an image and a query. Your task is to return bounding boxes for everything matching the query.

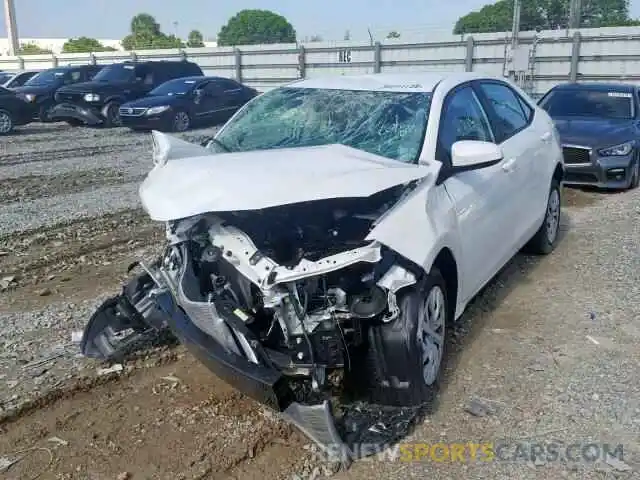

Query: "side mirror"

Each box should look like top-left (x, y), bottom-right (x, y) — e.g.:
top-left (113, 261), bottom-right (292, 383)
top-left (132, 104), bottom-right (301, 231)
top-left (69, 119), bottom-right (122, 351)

top-left (451, 140), bottom-right (503, 171)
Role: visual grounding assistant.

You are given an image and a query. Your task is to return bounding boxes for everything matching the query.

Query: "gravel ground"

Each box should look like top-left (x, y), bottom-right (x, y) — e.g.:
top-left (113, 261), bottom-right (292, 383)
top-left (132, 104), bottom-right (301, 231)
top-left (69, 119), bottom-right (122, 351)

top-left (0, 122), bottom-right (638, 479)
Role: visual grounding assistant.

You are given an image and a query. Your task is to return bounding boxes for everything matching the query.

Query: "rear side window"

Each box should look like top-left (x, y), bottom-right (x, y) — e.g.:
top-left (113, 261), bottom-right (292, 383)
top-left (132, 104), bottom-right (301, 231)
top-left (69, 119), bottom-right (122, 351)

top-left (478, 82), bottom-right (531, 142)
top-left (217, 78), bottom-right (242, 91)
top-left (186, 62), bottom-right (203, 76)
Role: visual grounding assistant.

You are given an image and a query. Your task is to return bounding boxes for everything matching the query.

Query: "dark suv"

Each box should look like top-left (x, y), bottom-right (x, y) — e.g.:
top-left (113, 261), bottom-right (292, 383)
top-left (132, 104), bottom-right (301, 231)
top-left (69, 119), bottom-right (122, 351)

top-left (12, 65), bottom-right (104, 122)
top-left (50, 60), bottom-right (204, 127)
top-left (0, 86), bottom-right (37, 134)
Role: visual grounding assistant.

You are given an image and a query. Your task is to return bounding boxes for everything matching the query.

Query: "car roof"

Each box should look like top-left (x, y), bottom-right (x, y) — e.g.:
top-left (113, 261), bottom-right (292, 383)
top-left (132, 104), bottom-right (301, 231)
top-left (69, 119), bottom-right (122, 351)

top-left (552, 82), bottom-right (637, 93)
top-left (287, 72), bottom-right (492, 93)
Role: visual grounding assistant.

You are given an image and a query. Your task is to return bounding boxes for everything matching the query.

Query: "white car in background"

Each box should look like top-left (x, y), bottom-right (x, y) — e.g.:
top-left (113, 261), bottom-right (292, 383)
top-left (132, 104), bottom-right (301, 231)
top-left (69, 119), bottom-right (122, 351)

top-left (81, 72), bottom-right (565, 452)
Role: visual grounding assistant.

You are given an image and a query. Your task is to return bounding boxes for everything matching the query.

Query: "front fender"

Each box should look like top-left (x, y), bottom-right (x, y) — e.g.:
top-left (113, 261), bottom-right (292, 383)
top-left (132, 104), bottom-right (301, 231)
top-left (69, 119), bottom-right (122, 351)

top-left (367, 181), bottom-right (463, 276)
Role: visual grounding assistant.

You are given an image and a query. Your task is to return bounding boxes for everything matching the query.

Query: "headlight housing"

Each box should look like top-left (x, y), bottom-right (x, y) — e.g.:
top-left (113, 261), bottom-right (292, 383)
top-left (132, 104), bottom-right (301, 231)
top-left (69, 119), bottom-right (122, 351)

top-left (598, 141), bottom-right (634, 156)
top-left (146, 105), bottom-right (170, 115)
top-left (83, 93), bottom-right (100, 102)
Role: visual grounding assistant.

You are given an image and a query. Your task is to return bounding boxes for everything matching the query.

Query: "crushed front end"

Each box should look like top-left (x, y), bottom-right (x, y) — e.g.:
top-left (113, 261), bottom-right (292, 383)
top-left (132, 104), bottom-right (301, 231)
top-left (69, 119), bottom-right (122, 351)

top-left (81, 190), bottom-right (423, 462)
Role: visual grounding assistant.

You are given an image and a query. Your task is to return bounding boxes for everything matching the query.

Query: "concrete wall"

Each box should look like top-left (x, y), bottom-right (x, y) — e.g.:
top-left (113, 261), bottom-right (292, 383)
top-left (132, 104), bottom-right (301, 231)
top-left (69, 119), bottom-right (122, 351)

top-left (3, 26), bottom-right (640, 96)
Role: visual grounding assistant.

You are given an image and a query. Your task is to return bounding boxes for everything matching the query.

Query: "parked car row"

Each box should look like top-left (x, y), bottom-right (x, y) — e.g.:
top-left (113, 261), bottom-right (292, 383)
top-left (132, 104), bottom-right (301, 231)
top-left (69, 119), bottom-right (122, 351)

top-left (1, 61), bottom-right (638, 191)
top-left (0, 60), bottom-right (257, 134)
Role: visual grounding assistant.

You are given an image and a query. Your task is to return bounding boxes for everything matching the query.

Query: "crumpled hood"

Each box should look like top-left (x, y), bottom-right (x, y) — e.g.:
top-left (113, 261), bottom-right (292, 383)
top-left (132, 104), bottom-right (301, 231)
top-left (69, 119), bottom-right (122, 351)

top-left (139, 131), bottom-right (437, 221)
top-left (553, 116), bottom-right (640, 148)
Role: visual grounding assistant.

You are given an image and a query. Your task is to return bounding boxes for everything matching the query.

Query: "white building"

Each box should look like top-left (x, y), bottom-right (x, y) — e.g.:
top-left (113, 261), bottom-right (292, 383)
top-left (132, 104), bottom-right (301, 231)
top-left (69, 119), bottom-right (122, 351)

top-left (0, 38), bottom-right (218, 56)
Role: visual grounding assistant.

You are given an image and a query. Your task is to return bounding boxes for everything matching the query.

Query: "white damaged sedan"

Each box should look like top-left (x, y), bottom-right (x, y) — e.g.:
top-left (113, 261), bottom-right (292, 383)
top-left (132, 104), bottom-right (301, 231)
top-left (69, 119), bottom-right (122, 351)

top-left (81, 72), bottom-right (565, 454)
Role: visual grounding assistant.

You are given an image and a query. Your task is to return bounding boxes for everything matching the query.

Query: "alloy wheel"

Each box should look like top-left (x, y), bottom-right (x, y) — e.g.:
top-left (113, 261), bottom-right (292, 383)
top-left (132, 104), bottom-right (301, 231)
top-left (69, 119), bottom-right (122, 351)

top-left (417, 285), bottom-right (446, 386)
top-left (173, 111), bottom-right (190, 132)
top-left (545, 187), bottom-right (561, 244)
top-left (0, 111), bottom-right (13, 134)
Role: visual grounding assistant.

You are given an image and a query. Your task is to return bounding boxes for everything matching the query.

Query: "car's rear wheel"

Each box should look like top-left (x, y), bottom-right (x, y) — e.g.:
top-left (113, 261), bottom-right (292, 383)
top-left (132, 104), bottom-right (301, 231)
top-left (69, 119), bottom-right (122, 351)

top-left (0, 109), bottom-right (14, 134)
top-left (363, 268), bottom-right (448, 407)
top-left (171, 110), bottom-right (191, 132)
top-left (525, 178), bottom-right (561, 255)
top-left (629, 155), bottom-right (639, 190)
top-left (103, 101), bottom-right (122, 128)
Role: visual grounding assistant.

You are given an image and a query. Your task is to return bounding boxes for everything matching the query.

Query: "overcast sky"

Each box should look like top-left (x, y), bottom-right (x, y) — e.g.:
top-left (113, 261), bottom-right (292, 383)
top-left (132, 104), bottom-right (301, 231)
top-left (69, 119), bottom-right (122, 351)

top-left (3, 0), bottom-right (640, 41)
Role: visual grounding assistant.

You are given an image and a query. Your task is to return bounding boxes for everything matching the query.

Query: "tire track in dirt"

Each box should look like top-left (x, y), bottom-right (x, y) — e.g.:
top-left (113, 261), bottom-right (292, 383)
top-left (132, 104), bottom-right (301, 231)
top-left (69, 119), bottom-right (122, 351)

top-left (0, 169), bottom-right (148, 204)
top-left (0, 143), bottom-right (144, 167)
top-left (0, 353), bottom-right (316, 480)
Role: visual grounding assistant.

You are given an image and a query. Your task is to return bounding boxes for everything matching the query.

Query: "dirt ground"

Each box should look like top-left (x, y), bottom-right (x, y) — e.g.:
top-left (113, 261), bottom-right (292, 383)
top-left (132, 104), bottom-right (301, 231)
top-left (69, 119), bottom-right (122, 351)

top-left (1, 123), bottom-right (637, 480)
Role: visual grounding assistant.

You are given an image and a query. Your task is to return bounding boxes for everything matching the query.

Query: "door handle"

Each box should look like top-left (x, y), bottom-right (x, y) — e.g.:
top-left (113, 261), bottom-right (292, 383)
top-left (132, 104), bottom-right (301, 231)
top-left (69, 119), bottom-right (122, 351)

top-left (501, 158), bottom-right (516, 172)
top-left (540, 131), bottom-right (552, 142)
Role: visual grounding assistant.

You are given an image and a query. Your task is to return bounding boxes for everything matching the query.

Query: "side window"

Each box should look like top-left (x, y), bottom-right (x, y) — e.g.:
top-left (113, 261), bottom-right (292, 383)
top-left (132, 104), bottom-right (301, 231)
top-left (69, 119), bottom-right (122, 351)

top-left (218, 79), bottom-right (241, 92)
top-left (437, 86), bottom-right (494, 164)
top-left (204, 82), bottom-right (223, 95)
top-left (85, 67), bottom-right (100, 81)
top-left (518, 95), bottom-right (534, 122)
top-left (478, 82), bottom-right (530, 142)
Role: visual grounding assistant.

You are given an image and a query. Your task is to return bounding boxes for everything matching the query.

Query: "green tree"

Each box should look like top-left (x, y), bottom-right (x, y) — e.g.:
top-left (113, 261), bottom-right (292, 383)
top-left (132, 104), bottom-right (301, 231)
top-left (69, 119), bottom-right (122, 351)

top-left (17, 42), bottom-right (52, 55)
top-left (217, 9), bottom-right (296, 46)
top-left (187, 30), bottom-right (205, 47)
top-left (62, 37), bottom-right (117, 53)
top-left (121, 13), bottom-right (185, 50)
top-left (454, 0), bottom-right (639, 34)
top-left (387, 31), bottom-right (401, 39)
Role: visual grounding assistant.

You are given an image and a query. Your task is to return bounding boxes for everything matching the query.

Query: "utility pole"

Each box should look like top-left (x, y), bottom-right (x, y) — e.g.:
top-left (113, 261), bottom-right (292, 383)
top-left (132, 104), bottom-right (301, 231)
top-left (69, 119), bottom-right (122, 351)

top-left (3, 0), bottom-right (19, 56)
top-left (511, 0), bottom-right (521, 50)
top-left (569, 0), bottom-right (582, 29)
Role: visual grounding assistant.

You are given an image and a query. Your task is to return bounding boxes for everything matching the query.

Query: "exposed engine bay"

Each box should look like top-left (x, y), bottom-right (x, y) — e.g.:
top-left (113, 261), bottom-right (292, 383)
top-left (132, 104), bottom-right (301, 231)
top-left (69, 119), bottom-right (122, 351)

top-left (159, 185), bottom-right (418, 384)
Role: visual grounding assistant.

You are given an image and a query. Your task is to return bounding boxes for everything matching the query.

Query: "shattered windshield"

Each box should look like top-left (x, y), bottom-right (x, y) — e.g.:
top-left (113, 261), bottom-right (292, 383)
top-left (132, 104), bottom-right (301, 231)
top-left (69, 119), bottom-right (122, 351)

top-left (211, 87), bottom-right (431, 163)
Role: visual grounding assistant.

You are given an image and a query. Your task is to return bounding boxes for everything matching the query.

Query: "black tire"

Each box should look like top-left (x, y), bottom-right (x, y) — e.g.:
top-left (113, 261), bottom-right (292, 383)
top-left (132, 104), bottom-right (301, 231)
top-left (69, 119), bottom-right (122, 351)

top-left (38, 102), bottom-right (55, 123)
top-left (0, 109), bottom-right (14, 134)
top-left (103, 101), bottom-right (122, 128)
top-left (525, 178), bottom-right (561, 255)
top-left (363, 268), bottom-right (449, 407)
top-left (629, 155), bottom-right (639, 190)
top-left (65, 118), bottom-right (84, 127)
top-left (171, 109), bottom-right (191, 132)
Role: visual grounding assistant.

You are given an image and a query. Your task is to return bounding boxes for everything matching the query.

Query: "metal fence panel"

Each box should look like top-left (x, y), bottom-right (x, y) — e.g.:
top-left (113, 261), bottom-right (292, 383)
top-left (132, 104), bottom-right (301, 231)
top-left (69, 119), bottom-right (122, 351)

top-left (4, 26), bottom-right (640, 96)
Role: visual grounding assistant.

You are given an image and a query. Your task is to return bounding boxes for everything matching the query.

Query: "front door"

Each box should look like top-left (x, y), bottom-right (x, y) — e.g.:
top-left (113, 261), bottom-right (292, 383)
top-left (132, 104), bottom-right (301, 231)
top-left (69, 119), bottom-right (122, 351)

top-left (437, 85), bottom-right (516, 302)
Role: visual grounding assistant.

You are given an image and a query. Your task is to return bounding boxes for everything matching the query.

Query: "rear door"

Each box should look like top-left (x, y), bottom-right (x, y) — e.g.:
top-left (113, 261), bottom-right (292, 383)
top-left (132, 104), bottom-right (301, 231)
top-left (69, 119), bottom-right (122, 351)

top-left (437, 84), bottom-right (514, 299)
top-left (474, 80), bottom-right (545, 247)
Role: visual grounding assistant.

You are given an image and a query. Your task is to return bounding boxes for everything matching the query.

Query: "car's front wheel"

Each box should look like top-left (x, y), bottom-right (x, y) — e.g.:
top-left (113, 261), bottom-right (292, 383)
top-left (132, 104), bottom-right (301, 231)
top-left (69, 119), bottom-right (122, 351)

top-left (363, 268), bottom-right (449, 407)
top-left (628, 155), bottom-right (639, 190)
top-left (38, 102), bottom-right (55, 123)
top-left (171, 110), bottom-right (191, 132)
top-left (525, 178), bottom-right (561, 255)
top-left (0, 109), bottom-right (14, 134)
top-left (103, 101), bottom-right (122, 128)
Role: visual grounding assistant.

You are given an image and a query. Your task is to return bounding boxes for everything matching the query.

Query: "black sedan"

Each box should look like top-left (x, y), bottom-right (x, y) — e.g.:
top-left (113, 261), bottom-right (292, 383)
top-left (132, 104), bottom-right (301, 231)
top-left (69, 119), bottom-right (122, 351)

top-left (0, 86), bottom-right (36, 134)
top-left (539, 82), bottom-right (640, 190)
top-left (119, 76), bottom-right (258, 132)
